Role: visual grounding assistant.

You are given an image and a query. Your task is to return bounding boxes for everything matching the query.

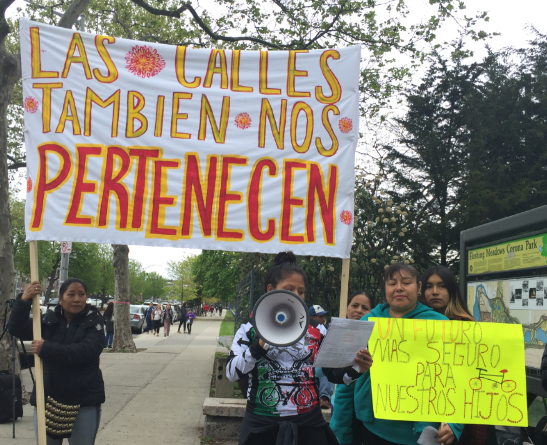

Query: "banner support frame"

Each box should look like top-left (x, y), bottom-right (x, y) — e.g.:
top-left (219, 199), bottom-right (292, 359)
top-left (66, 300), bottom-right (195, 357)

top-left (338, 258), bottom-right (350, 318)
top-left (29, 241), bottom-right (47, 445)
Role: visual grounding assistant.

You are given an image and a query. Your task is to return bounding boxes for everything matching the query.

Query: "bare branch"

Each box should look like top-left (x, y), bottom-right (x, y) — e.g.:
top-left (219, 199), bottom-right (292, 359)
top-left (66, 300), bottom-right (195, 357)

top-left (130, 0), bottom-right (285, 49)
top-left (8, 161), bottom-right (25, 169)
top-left (57, 0), bottom-right (91, 29)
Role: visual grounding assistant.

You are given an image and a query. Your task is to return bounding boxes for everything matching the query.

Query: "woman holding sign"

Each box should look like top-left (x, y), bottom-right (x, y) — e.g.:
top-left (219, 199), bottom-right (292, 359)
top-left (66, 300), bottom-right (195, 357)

top-left (226, 252), bottom-right (372, 445)
top-left (330, 263), bottom-right (463, 445)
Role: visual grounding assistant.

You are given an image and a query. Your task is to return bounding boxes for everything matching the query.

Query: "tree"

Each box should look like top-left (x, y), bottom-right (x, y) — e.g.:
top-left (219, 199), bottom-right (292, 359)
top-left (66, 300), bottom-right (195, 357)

top-left (384, 34), bottom-right (547, 272)
top-left (112, 244), bottom-right (136, 352)
top-left (1, 0), bottom-right (490, 371)
top-left (383, 46), bottom-right (482, 269)
top-left (462, 33), bottom-right (547, 227)
top-left (192, 251), bottom-right (242, 301)
top-left (142, 272), bottom-right (167, 300)
top-left (96, 244), bottom-right (115, 300)
top-left (0, 0), bottom-right (90, 392)
top-left (167, 256), bottom-right (197, 303)
top-left (128, 259), bottom-right (145, 302)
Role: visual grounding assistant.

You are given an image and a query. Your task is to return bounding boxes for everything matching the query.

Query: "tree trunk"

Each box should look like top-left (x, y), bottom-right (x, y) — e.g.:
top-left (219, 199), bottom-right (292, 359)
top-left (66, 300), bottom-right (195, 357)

top-left (0, 0), bottom-right (92, 401)
top-left (44, 255), bottom-right (60, 304)
top-left (0, 0), bottom-right (24, 385)
top-left (112, 245), bottom-right (136, 352)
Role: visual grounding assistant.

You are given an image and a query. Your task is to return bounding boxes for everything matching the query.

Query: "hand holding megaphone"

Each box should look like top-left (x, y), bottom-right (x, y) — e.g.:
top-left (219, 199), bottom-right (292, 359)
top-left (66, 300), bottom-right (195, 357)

top-left (251, 289), bottom-right (310, 347)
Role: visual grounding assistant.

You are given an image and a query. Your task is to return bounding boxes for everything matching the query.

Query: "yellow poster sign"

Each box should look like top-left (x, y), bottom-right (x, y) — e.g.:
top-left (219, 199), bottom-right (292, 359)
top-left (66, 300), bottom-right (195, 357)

top-left (369, 318), bottom-right (527, 426)
top-left (468, 233), bottom-right (547, 275)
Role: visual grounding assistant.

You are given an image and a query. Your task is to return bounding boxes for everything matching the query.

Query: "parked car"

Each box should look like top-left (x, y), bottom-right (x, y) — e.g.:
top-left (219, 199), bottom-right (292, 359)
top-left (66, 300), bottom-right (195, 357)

top-left (46, 298), bottom-right (59, 310)
top-left (130, 305), bottom-right (146, 334)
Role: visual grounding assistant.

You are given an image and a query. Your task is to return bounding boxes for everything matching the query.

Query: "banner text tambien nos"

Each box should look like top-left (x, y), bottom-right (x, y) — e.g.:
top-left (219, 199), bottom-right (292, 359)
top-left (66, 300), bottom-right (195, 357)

top-left (369, 318), bottom-right (527, 426)
top-left (20, 19), bottom-right (360, 258)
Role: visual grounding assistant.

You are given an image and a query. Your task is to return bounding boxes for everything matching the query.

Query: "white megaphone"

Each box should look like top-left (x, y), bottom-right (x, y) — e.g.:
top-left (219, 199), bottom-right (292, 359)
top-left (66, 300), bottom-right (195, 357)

top-left (251, 290), bottom-right (310, 347)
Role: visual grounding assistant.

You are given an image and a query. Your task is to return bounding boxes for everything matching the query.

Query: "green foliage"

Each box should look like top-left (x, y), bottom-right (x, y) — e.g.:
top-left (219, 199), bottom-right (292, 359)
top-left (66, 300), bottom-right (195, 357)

top-left (128, 259), bottom-right (145, 300)
top-left (11, 195), bottom-right (116, 296)
top-left (384, 32), bottom-right (547, 271)
top-left (166, 255), bottom-right (198, 302)
top-left (192, 251), bottom-right (242, 301)
top-left (142, 271), bottom-right (167, 300)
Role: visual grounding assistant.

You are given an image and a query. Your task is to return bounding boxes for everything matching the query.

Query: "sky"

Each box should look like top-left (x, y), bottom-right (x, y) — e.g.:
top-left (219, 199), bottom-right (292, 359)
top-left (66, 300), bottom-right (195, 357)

top-left (7, 0), bottom-right (547, 277)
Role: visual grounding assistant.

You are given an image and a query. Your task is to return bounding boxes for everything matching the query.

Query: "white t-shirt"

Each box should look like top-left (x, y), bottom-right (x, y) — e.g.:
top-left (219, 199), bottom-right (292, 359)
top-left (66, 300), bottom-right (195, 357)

top-left (153, 310), bottom-right (162, 320)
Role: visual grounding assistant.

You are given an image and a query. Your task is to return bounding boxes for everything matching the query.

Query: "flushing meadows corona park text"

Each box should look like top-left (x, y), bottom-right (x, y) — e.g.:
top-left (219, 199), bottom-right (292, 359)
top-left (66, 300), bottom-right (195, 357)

top-left (22, 20), bottom-right (360, 257)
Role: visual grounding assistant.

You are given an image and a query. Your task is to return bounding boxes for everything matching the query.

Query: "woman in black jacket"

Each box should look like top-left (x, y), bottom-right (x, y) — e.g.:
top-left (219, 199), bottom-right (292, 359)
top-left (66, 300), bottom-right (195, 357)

top-left (9, 278), bottom-right (105, 444)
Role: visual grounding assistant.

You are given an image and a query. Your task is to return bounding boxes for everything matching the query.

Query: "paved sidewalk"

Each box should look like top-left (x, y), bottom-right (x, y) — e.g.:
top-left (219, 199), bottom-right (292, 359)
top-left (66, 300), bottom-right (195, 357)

top-left (0, 314), bottom-right (225, 444)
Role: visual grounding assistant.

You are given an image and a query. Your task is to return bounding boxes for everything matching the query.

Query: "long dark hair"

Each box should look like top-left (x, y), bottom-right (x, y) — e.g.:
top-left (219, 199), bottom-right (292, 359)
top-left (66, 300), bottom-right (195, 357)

top-left (264, 252), bottom-right (307, 292)
top-left (103, 302), bottom-right (114, 318)
top-left (59, 278), bottom-right (87, 298)
top-left (420, 266), bottom-right (474, 321)
top-left (348, 291), bottom-right (375, 309)
top-left (384, 263), bottom-right (420, 284)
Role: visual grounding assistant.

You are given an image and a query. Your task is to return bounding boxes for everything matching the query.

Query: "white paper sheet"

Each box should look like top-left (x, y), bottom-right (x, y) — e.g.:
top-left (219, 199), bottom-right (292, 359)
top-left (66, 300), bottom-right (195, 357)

top-left (417, 426), bottom-right (439, 445)
top-left (313, 317), bottom-right (375, 368)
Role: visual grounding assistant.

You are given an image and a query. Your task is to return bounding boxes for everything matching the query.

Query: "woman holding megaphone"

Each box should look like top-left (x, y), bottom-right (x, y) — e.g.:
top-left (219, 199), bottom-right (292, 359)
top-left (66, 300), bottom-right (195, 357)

top-left (226, 252), bottom-right (372, 445)
top-left (330, 263), bottom-right (464, 445)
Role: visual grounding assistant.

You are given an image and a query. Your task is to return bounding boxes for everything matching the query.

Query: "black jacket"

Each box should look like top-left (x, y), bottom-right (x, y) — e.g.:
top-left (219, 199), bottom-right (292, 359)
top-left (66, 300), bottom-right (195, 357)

top-left (180, 306), bottom-right (187, 321)
top-left (8, 297), bottom-right (106, 407)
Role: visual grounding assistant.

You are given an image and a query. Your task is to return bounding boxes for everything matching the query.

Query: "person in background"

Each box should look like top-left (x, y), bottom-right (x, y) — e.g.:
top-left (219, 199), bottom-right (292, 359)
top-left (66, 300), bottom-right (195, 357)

top-left (144, 302), bottom-right (154, 334)
top-left (226, 251), bottom-right (372, 445)
top-left (420, 265), bottom-right (491, 445)
top-left (9, 278), bottom-right (105, 444)
top-left (203, 303), bottom-right (210, 316)
top-left (330, 263), bottom-right (462, 445)
top-left (186, 309), bottom-right (196, 334)
top-left (177, 303), bottom-right (188, 334)
top-left (346, 291), bottom-right (375, 320)
top-left (218, 303), bottom-right (223, 316)
top-left (152, 303), bottom-right (162, 337)
top-left (209, 304), bottom-right (215, 316)
top-left (309, 304), bottom-right (334, 410)
top-left (162, 303), bottom-right (173, 337)
top-left (420, 265), bottom-right (474, 321)
top-left (103, 302), bottom-right (114, 348)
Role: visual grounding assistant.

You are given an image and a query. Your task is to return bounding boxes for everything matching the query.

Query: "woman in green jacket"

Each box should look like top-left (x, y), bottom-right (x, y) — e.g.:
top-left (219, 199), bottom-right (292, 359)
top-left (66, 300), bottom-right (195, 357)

top-left (330, 263), bottom-right (463, 445)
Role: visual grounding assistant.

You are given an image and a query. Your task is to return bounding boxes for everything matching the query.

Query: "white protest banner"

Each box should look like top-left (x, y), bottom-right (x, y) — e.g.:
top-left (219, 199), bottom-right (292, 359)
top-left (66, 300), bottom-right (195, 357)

top-left (20, 19), bottom-right (360, 258)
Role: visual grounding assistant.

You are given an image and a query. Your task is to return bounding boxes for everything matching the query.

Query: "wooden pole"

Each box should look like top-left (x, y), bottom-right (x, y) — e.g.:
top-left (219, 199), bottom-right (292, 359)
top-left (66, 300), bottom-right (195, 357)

top-left (29, 241), bottom-right (47, 445)
top-left (338, 258), bottom-right (350, 318)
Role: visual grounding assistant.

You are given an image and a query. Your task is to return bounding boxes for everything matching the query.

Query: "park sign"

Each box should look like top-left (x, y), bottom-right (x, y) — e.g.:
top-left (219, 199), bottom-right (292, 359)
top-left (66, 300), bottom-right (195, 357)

top-left (468, 233), bottom-right (547, 275)
top-left (20, 19), bottom-right (360, 258)
top-left (369, 318), bottom-right (527, 426)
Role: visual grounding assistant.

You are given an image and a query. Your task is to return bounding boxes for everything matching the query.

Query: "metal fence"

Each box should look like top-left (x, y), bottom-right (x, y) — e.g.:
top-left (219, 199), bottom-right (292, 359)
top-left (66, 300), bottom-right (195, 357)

top-left (234, 270), bottom-right (264, 334)
top-left (234, 264), bottom-right (386, 335)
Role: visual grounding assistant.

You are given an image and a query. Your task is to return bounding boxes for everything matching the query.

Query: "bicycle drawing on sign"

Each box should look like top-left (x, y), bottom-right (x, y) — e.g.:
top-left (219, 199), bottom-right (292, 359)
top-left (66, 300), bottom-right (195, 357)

top-left (469, 368), bottom-right (517, 393)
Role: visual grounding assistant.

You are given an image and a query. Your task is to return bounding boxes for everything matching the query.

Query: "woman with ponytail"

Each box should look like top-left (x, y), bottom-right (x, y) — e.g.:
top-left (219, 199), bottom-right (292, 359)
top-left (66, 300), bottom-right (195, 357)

top-left (226, 252), bottom-right (372, 445)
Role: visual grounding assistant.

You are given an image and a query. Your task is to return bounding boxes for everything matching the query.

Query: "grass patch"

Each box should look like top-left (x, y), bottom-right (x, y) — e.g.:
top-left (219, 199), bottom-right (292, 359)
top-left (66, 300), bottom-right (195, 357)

top-left (219, 311), bottom-right (235, 337)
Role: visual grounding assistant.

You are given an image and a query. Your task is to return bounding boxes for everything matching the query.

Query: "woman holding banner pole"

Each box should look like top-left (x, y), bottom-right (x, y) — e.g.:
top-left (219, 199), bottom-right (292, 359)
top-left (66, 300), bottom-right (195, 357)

top-left (330, 263), bottom-right (463, 445)
top-left (9, 278), bottom-right (105, 444)
top-left (420, 265), bottom-right (491, 445)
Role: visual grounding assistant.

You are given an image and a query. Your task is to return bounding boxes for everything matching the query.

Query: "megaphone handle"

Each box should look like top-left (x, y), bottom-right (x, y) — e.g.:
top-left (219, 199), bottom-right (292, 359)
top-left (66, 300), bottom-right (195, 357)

top-left (352, 364), bottom-right (361, 373)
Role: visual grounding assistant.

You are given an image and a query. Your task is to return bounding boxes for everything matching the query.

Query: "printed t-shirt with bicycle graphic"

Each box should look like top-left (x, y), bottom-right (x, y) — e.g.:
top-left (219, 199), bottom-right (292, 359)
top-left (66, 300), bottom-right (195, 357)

top-left (227, 321), bottom-right (327, 417)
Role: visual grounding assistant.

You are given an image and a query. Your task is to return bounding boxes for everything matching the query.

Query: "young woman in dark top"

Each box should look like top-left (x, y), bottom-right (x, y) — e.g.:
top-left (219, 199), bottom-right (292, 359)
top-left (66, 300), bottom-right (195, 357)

top-left (420, 265), bottom-right (489, 445)
top-left (226, 252), bottom-right (372, 445)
